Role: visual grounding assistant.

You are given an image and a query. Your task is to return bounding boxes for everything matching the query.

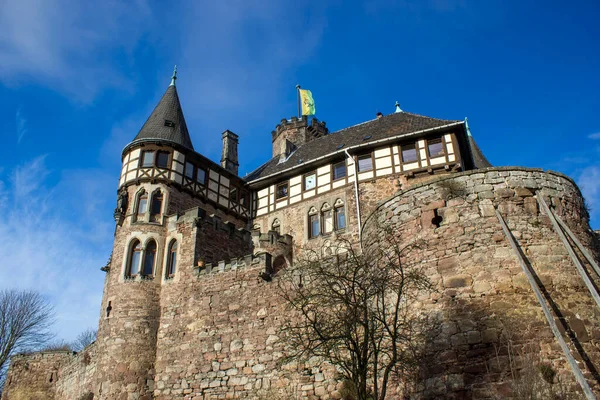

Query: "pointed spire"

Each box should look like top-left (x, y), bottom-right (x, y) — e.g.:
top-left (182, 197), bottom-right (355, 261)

top-left (170, 65), bottom-right (177, 87)
top-left (126, 73), bottom-right (194, 152)
top-left (394, 101), bottom-right (403, 113)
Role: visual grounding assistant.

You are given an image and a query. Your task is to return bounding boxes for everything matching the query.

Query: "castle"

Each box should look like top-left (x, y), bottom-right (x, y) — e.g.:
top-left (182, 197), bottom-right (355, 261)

top-left (3, 72), bottom-right (600, 400)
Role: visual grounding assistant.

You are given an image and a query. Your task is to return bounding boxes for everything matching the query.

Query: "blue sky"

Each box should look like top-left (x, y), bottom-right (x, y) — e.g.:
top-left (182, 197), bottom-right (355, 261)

top-left (0, 0), bottom-right (599, 342)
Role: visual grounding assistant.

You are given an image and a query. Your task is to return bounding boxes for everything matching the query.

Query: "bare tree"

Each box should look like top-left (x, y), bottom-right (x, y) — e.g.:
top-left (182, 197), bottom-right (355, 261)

top-left (279, 231), bottom-right (435, 400)
top-left (0, 289), bottom-right (55, 390)
top-left (71, 328), bottom-right (97, 352)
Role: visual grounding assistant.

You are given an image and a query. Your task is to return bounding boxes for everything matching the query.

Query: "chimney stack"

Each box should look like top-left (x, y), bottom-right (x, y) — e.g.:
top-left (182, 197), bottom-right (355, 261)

top-left (221, 130), bottom-right (239, 175)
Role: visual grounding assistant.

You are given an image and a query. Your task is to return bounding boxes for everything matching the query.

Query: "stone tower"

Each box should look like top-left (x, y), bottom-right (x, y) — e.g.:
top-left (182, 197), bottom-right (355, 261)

top-left (271, 115), bottom-right (328, 159)
top-left (95, 70), bottom-right (196, 399)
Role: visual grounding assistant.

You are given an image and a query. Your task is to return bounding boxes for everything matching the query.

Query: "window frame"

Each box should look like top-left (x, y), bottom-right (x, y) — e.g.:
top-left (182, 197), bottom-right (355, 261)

top-left (427, 137), bottom-right (445, 158)
top-left (141, 151), bottom-right (154, 168)
top-left (332, 161), bottom-right (347, 181)
top-left (303, 171), bottom-right (317, 191)
top-left (275, 181), bottom-right (289, 200)
top-left (401, 143), bottom-right (418, 164)
top-left (142, 240), bottom-right (157, 278)
top-left (184, 161), bottom-right (195, 180)
top-left (155, 151), bottom-right (170, 169)
top-left (357, 153), bottom-right (374, 172)
top-left (308, 213), bottom-right (320, 239)
top-left (126, 240), bottom-right (142, 277)
top-left (196, 167), bottom-right (207, 185)
top-left (137, 192), bottom-right (148, 217)
top-left (335, 205), bottom-right (346, 231)
top-left (149, 191), bottom-right (163, 223)
top-left (166, 240), bottom-right (177, 278)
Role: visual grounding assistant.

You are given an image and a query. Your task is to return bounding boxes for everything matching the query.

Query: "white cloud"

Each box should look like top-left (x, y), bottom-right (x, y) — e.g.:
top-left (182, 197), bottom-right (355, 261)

top-left (0, 157), bottom-right (112, 341)
top-left (588, 132), bottom-right (600, 140)
top-left (0, 0), bottom-right (153, 102)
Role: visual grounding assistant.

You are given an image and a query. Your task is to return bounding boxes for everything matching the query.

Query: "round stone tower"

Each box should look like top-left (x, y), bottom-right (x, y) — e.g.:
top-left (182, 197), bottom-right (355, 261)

top-left (362, 168), bottom-right (600, 398)
top-left (94, 69), bottom-right (196, 399)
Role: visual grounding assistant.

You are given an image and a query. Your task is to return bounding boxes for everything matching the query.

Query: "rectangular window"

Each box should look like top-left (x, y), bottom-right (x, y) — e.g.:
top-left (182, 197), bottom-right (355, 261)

top-left (142, 151), bottom-right (154, 167)
top-left (309, 214), bottom-right (320, 238)
top-left (401, 144), bottom-right (418, 163)
top-left (196, 167), bottom-right (206, 184)
top-left (357, 154), bottom-right (373, 172)
top-left (427, 138), bottom-right (444, 158)
top-left (323, 210), bottom-right (333, 234)
top-left (335, 207), bottom-right (346, 230)
top-left (276, 182), bottom-right (289, 199)
top-left (156, 151), bottom-right (170, 168)
top-left (184, 162), bottom-right (194, 179)
top-left (333, 162), bottom-right (346, 181)
top-left (229, 188), bottom-right (238, 202)
top-left (304, 172), bottom-right (317, 191)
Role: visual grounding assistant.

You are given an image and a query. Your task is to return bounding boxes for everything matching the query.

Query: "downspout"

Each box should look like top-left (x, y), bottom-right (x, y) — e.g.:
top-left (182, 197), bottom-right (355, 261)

top-left (345, 149), bottom-right (362, 244)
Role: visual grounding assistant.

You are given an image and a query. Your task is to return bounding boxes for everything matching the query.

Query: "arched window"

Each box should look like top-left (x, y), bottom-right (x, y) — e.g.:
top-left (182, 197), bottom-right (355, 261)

top-left (321, 203), bottom-right (333, 234)
top-left (127, 239), bottom-right (142, 277)
top-left (166, 240), bottom-right (177, 278)
top-left (308, 207), bottom-right (320, 239)
top-left (334, 199), bottom-right (346, 230)
top-left (142, 240), bottom-right (156, 277)
top-left (137, 191), bottom-right (148, 218)
top-left (271, 219), bottom-right (281, 235)
top-left (252, 224), bottom-right (261, 233)
top-left (150, 191), bottom-right (163, 223)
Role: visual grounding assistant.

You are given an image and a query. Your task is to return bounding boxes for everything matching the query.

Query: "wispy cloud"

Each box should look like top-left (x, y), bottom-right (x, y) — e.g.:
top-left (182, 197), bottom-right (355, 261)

top-left (0, 0), bottom-right (153, 102)
top-left (588, 132), bottom-right (600, 140)
top-left (0, 157), bottom-right (113, 341)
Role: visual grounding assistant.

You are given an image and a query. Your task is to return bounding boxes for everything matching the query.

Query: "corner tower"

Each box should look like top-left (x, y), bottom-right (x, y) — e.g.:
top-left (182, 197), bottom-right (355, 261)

top-left (95, 68), bottom-right (195, 399)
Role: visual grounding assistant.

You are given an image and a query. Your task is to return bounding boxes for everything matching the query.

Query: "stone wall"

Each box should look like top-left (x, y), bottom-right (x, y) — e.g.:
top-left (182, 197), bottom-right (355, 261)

top-left (363, 167), bottom-right (600, 398)
top-left (1, 351), bottom-right (72, 400)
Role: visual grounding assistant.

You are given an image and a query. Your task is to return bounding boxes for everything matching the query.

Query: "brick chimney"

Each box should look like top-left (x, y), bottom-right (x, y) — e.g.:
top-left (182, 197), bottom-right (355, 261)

top-left (221, 130), bottom-right (239, 175)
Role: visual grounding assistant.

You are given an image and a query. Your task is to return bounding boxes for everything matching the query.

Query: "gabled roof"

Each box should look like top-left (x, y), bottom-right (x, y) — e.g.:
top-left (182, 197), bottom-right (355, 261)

top-left (130, 85), bottom-right (194, 151)
top-left (245, 112), bottom-right (460, 182)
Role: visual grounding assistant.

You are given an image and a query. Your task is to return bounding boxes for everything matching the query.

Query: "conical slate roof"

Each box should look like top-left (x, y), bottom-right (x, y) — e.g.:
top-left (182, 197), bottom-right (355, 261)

top-left (132, 85), bottom-right (194, 150)
top-left (468, 136), bottom-right (492, 168)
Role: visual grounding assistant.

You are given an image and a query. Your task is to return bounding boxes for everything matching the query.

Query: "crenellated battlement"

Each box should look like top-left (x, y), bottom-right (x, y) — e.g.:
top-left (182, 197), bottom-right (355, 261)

top-left (271, 116), bottom-right (329, 158)
top-left (271, 115), bottom-right (328, 140)
top-left (174, 206), bottom-right (251, 242)
top-left (196, 251), bottom-right (272, 276)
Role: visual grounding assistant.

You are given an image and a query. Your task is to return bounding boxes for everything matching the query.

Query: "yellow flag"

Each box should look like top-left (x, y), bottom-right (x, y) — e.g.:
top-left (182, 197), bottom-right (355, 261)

top-left (299, 89), bottom-right (316, 116)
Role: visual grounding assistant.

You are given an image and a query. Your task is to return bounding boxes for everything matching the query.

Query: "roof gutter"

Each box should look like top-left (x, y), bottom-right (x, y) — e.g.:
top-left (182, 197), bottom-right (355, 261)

top-left (246, 121), bottom-right (465, 187)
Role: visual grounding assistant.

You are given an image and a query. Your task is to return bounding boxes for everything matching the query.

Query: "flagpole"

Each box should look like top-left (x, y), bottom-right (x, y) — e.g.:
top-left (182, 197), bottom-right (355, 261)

top-left (295, 84), bottom-right (301, 118)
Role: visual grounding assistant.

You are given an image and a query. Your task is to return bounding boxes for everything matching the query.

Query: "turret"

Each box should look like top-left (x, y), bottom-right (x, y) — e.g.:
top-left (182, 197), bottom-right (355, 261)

top-left (95, 67), bottom-right (193, 399)
top-left (271, 115), bottom-right (328, 160)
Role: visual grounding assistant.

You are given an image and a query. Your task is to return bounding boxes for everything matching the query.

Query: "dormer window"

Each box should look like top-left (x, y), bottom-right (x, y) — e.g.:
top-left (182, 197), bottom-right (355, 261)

top-left (164, 120), bottom-right (175, 127)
